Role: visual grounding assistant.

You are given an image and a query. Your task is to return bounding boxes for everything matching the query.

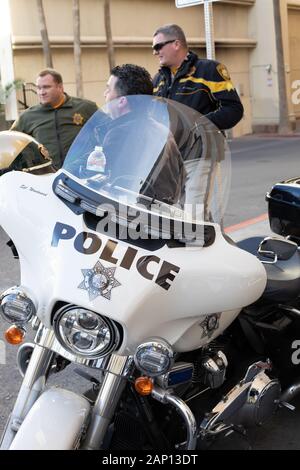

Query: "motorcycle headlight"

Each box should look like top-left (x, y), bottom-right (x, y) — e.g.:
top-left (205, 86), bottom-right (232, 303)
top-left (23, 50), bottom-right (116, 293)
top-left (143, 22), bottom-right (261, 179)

top-left (134, 339), bottom-right (174, 377)
top-left (0, 287), bottom-right (36, 324)
top-left (53, 305), bottom-right (120, 358)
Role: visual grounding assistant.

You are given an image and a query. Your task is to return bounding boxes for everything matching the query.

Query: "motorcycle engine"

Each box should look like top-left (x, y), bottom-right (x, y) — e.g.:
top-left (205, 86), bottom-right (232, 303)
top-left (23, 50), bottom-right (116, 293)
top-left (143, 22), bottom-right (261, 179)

top-left (235, 373), bottom-right (281, 427)
top-left (191, 342), bottom-right (229, 389)
top-left (201, 350), bottom-right (228, 389)
top-left (199, 369), bottom-right (281, 445)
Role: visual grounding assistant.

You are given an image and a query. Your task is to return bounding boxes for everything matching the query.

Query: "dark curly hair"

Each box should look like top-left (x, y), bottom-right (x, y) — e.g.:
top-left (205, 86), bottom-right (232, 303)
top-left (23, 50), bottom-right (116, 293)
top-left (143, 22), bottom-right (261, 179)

top-left (111, 64), bottom-right (153, 97)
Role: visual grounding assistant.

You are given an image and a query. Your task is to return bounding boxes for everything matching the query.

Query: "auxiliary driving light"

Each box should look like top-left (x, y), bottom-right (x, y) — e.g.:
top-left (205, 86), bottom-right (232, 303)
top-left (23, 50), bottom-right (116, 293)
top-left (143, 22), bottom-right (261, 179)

top-left (53, 305), bottom-right (120, 358)
top-left (134, 338), bottom-right (174, 377)
top-left (0, 287), bottom-right (36, 325)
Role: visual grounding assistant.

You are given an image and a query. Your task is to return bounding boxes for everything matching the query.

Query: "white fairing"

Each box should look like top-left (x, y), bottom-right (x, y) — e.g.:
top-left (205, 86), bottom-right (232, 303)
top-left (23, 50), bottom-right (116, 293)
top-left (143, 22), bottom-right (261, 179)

top-left (10, 388), bottom-right (90, 450)
top-left (0, 170), bottom-right (267, 354)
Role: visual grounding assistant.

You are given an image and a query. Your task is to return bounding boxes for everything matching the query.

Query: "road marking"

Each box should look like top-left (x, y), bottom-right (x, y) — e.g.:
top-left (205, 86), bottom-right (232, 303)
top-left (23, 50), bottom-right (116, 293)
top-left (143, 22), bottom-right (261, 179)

top-left (229, 137), bottom-right (300, 155)
top-left (225, 213), bottom-right (268, 233)
top-left (230, 143), bottom-right (286, 155)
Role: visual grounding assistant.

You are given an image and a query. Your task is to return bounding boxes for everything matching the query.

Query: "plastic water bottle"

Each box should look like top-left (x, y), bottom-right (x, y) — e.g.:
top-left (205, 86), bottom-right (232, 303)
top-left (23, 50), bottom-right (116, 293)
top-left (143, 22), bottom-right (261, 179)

top-left (86, 146), bottom-right (106, 173)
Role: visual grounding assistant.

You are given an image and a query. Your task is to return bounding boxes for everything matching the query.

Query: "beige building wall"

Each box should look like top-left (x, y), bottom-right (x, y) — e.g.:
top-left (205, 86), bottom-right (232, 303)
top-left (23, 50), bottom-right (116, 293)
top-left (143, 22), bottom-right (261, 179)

top-left (248, 0), bottom-right (300, 132)
top-left (249, 0), bottom-right (279, 131)
top-left (7, 0), bottom-right (300, 133)
top-left (8, 0), bottom-right (255, 136)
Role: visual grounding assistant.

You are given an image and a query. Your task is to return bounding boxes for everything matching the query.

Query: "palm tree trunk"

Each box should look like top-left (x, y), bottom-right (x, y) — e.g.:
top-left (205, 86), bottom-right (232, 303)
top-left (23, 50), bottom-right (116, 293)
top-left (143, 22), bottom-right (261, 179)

top-left (72, 0), bottom-right (83, 98)
top-left (273, 0), bottom-right (292, 134)
top-left (104, 0), bottom-right (115, 71)
top-left (36, 0), bottom-right (53, 68)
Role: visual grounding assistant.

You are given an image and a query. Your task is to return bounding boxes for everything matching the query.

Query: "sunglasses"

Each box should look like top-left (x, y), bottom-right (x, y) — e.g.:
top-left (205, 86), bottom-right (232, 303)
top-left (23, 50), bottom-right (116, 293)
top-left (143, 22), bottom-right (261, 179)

top-left (152, 39), bottom-right (176, 53)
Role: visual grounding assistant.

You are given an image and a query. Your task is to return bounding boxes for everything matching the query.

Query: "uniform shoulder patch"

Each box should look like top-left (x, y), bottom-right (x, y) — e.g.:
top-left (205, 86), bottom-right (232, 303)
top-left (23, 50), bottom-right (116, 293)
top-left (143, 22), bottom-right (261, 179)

top-left (216, 64), bottom-right (231, 81)
top-left (73, 113), bottom-right (84, 125)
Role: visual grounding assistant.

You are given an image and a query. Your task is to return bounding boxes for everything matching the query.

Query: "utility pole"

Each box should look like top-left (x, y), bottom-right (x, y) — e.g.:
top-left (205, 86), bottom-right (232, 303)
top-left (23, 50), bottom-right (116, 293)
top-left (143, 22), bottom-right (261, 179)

top-left (273, 0), bottom-right (292, 134)
top-left (176, 0), bottom-right (219, 60)
top-left (204, 1), bottom-right (215, 60)
top-left (0, 0), bottom-right (18, 121)
top-left (73, 0), bottom-right (83, 98)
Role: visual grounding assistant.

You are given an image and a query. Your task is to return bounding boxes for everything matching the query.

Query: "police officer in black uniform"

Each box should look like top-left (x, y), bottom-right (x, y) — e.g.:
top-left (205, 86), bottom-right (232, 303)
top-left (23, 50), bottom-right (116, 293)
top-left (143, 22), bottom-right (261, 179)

top-left (152, 24), bottom-right (243, 130)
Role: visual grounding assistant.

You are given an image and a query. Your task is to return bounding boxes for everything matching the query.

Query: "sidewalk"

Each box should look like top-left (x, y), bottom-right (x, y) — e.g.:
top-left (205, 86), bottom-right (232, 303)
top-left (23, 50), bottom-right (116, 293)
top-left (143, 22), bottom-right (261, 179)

top-left (225, 213), bottom-right (271, 242)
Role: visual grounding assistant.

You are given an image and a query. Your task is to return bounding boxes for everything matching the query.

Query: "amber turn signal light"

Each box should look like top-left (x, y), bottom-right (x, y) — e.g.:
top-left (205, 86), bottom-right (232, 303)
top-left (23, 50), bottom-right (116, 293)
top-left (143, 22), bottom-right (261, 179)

top-left (134, 376), bottom-right (154, 396)
top-left (4, 325), bottom-right (25, 345)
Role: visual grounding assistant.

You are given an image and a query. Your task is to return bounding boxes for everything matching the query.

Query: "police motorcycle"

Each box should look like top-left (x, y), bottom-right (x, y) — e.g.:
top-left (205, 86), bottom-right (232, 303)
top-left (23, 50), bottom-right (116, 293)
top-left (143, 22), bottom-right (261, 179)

top-left (0, 95), bottom-right (300, 451)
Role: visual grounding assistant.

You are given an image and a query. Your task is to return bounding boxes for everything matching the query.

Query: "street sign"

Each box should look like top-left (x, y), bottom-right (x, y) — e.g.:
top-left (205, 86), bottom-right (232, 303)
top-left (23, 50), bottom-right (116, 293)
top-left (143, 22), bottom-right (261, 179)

top-left (176, 0), bottom-right (218, 8)
top-left (175, 0), bottom-right (220, 60)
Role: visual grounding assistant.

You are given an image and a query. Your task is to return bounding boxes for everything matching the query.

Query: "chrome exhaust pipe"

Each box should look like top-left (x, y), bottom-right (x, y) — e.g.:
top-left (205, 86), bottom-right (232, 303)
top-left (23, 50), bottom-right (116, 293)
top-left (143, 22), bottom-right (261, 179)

top-left (281, 381), bottom-right (300, 402)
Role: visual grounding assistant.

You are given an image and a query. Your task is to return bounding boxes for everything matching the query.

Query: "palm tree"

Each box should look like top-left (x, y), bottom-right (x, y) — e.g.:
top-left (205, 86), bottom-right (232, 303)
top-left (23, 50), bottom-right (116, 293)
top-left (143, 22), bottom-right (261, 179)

top-left (73, 0), bottom-right (83, 97)
top-left (36, 0), bottom-right (53, 68)
top-left (104, 0), bottom-right (115, 71)
top-left (273, 0), bottom-right (292, 134)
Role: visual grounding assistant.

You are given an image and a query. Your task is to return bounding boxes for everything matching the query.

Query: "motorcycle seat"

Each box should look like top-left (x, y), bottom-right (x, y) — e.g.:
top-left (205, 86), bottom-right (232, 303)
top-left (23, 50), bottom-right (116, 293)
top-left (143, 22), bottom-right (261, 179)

top-left (238, 236), bottom-right (300, 303)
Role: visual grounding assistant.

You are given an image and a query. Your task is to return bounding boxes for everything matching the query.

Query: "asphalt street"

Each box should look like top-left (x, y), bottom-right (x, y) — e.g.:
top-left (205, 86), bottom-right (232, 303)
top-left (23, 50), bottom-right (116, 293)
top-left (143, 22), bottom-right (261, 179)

top-left (1, 134), bottom-right (300, 450)
top-left (225, 134), bottom-right (300, 228)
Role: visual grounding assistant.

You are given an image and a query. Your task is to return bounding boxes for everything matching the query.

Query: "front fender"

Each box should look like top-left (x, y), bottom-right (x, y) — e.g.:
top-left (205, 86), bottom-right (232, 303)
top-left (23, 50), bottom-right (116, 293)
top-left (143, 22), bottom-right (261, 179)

top-left (10, 388), bottom-right (90, 450)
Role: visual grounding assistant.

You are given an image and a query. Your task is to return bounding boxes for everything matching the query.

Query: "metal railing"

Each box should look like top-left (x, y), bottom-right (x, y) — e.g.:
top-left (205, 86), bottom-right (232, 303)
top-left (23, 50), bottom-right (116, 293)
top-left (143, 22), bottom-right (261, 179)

top-left (17, 82), bottom-right (39, 109)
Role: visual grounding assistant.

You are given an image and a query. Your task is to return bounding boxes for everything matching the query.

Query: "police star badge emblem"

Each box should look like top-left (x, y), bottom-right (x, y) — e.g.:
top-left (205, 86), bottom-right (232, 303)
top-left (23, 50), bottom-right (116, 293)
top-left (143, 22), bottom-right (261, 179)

top-left (73, 113), bottom-right (84, 125)
top-left (216, 64), bottom-right (231, 81)
top-left (78, 261), bottom-right (121, 301)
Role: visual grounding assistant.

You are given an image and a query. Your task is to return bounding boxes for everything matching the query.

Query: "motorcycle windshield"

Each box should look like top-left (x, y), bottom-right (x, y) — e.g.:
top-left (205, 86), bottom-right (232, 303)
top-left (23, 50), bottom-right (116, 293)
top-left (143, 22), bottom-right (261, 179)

top-left (62, 96), bottom-right (231, 243)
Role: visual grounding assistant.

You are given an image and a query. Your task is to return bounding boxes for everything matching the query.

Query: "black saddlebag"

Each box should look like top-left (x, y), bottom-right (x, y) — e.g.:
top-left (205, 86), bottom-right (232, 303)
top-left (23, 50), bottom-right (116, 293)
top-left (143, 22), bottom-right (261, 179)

top-left (266, 177), bottom-right (300, 239)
